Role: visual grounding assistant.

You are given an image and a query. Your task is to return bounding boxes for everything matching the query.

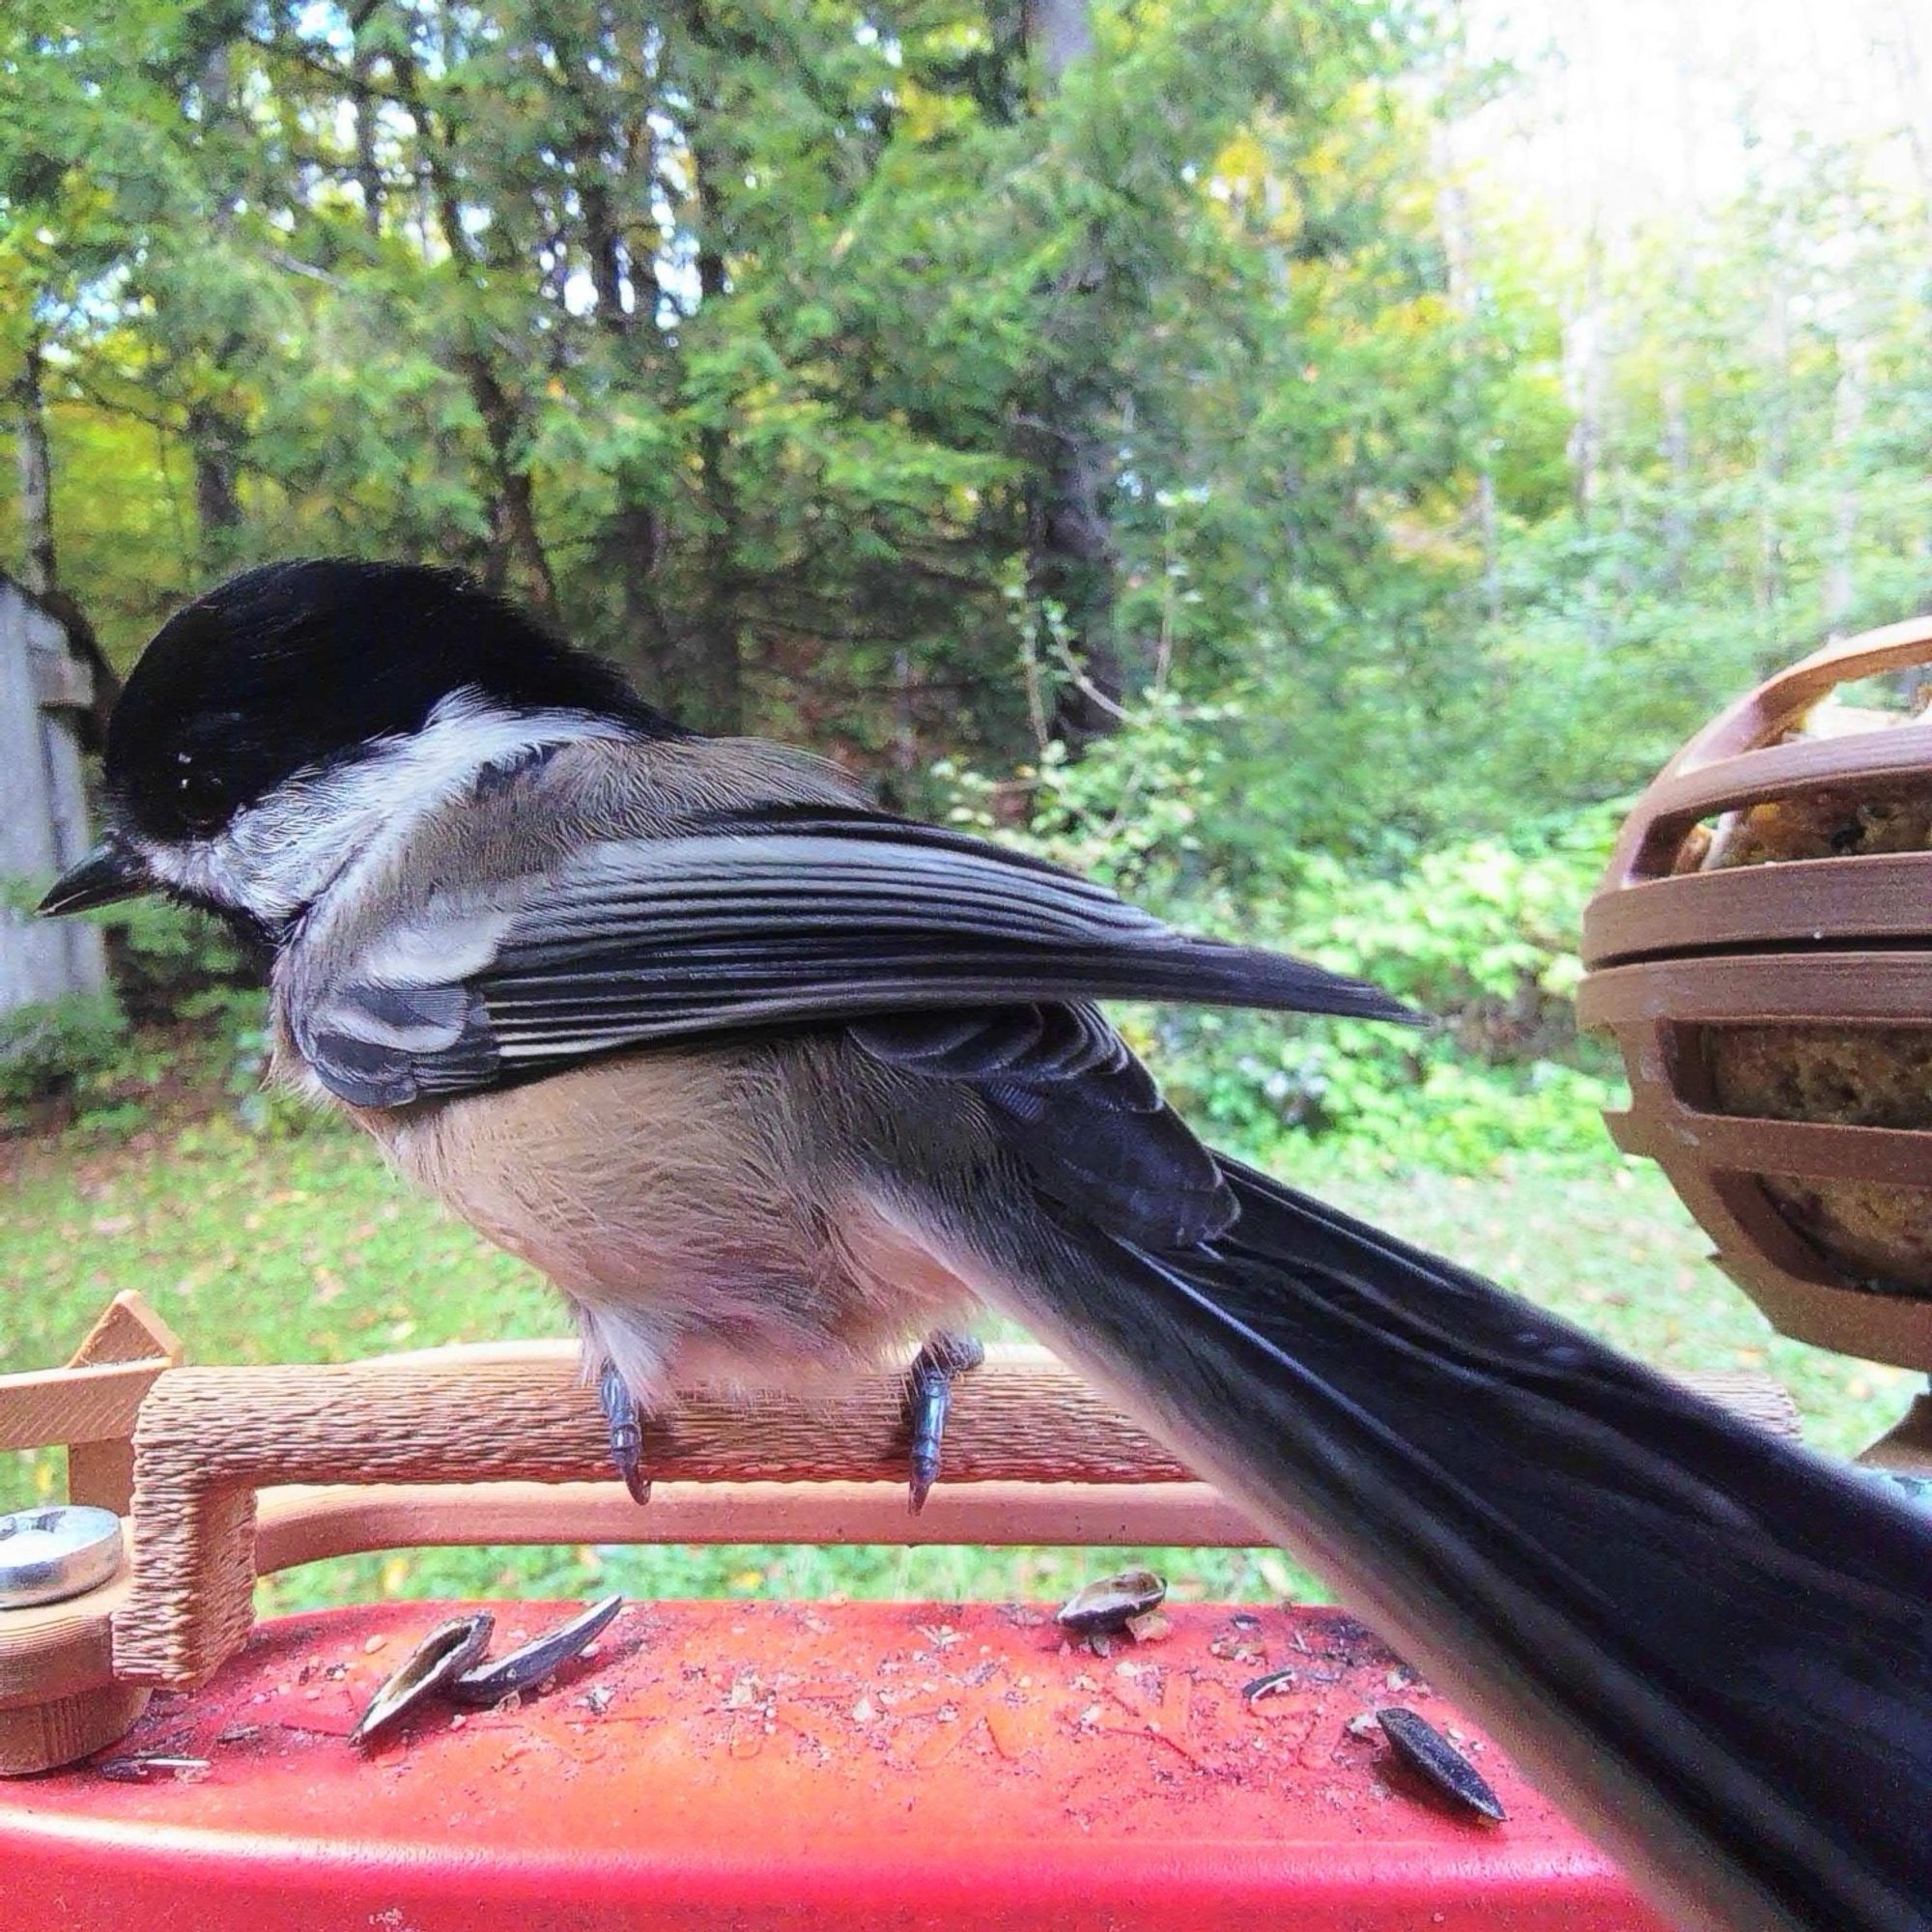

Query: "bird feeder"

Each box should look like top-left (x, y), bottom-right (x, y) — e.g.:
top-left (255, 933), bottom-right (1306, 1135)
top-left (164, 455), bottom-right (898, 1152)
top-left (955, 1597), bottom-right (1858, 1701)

top-left (1579, 614), bottom-right (1932, 1466)
top-left (2, 1291), bottom-right (1804, 1930)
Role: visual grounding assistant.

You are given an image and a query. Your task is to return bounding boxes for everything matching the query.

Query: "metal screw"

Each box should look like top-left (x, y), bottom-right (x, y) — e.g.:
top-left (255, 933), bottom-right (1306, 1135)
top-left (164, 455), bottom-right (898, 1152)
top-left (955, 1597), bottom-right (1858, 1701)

top-left (0, 1504), bottom-right (125, 1609)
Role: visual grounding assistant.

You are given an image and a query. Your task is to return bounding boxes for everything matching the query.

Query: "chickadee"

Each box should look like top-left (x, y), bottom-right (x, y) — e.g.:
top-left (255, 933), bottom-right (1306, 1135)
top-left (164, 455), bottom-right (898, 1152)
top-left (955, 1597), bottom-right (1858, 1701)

top-left (42, 559), bottom-right (1932, 1932)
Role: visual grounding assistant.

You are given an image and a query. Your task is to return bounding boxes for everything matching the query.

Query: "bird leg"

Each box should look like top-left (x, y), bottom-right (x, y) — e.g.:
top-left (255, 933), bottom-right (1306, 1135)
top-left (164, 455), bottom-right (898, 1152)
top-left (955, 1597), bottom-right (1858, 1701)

top-left (903, 1330), bottom-right (986, 1515)
top-left (598, 1362), bottom-right (652, 1505)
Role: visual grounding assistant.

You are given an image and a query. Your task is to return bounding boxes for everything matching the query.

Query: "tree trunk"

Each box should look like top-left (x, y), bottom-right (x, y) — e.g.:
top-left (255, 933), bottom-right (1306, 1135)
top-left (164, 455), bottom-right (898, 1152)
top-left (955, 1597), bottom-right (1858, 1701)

top-left (1661, 371), bottom-right (1690, 593)
top-left (1020, 0), bottom-right (1121, 745)
top-left (1877, 14), bottom-right (1932, 235)
top-left (12, 333), bottom-right (58, 597)
top-left (468, 358), bottom-right (557, 615)
top-left (1755, 253), bottom-right (1791, 627)
top-left (1475, 470), bottom-right (1501, 625)
top-left (1564, 234), bottom-right (1605, 529)
top-left (1434, 152), bottom-right (1500, 624)
top-left (352, 42), bottom-right (385, 239)
top-left (1023, 0), bottom-right (1093, 75)
top-left (1823, 332), bottom-right (1868, 636)
top-left (679, 135), bottom-right (746, 733)
top-left (187, 398), bottom-right (243, 557)
top-left (394, 49), bottom-right (559, 619)
top-left (189, 37), bottom-right (246, 570)
top-left (1023, 412), bottom-right (1120, 739)
top-left (544, 4), bottom-right (681, 692)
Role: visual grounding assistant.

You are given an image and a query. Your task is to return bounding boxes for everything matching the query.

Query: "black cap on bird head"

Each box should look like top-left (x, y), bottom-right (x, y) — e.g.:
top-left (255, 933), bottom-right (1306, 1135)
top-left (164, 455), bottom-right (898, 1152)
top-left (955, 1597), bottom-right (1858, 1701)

top-left (38, 558), bottom-right (683, 916)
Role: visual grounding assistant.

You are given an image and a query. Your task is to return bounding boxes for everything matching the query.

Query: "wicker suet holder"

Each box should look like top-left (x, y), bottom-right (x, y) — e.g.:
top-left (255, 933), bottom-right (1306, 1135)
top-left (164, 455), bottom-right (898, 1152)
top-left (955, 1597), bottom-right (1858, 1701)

top-left (1579, 616), bottom-right (1932, 1466)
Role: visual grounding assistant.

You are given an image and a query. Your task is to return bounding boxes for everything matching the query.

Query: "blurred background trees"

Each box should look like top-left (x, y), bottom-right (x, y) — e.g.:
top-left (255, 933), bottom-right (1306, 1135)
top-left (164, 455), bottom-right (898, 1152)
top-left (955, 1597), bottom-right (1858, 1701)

top-left (4, 0), bottom-right (1930, 1165)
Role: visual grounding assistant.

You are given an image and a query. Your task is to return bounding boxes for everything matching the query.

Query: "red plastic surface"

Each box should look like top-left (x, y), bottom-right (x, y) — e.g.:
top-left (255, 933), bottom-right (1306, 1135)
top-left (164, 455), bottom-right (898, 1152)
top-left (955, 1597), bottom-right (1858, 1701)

top-left (13, 1600), bottom-right (1668, 1931)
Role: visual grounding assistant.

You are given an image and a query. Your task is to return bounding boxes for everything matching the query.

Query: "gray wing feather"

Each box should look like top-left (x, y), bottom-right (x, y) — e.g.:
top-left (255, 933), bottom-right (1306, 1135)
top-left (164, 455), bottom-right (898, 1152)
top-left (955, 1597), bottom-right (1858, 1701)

top-left (295, 819), bottom-right (1409, 1107)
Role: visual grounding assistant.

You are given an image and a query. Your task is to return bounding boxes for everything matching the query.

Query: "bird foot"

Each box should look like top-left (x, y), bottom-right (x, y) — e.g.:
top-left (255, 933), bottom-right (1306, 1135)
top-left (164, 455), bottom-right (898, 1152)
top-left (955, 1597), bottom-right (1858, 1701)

top-left (904, 1331), bottom-right (985, 1515)
top-left (598, 1363), bottom-right (652, 1505)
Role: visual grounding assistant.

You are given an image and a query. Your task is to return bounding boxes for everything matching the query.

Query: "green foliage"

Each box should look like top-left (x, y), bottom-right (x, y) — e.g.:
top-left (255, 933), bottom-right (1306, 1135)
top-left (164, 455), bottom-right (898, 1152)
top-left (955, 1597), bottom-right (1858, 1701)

top-left (0, 0), bottom-right (1470, 757)
top-left (1172, 1009), bottom-right (1622, 1173)
top-left (223, 997), bottom-right (320, 1139)
top-left (0, 985), bottom-right (277, 1140)
top-left (94, 896), bottom-right (253, 1024)
top-left (941, 691), bottom-right (1625, 1173)
top-left (938, 680), bottom-right (1236, 895)
top-left (0, 881), bottom-right (264, 1130)
top-left (0, 991), bottom-right (128, 1116)
top-left (1284, 822), bottom-right (1610, 1038)
top-left (1183, 821), bottom-right (1624, 1170)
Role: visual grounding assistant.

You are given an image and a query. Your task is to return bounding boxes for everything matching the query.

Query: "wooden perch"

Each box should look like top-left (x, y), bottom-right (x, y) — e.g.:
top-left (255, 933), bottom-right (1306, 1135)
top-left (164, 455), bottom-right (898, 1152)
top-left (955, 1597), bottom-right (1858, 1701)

top-left (0, 1297), bottom-right (1806, 1773)
top-left (115, 1346), bottom-right (1196, 1686)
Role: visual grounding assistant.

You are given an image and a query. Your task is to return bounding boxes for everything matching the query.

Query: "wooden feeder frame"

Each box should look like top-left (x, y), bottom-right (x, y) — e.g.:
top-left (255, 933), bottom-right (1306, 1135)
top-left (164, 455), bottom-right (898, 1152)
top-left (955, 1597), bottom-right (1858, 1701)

top-left (0, 1291), bottom-right (1801, 1776)
top-left (1580, 614), bottom-right (1932, 1426)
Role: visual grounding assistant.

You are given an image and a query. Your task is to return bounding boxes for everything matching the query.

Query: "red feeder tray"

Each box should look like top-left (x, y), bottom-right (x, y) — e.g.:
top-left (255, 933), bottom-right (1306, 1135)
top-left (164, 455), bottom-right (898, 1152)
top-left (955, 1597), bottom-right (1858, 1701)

top-left (12, 1598), bottom-right (1664, 1932)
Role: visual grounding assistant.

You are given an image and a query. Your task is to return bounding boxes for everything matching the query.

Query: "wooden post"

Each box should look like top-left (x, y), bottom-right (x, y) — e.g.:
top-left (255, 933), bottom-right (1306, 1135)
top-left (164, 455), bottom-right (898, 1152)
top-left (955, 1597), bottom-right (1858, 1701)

top-left (0, 571), bottom-right (105, 1013)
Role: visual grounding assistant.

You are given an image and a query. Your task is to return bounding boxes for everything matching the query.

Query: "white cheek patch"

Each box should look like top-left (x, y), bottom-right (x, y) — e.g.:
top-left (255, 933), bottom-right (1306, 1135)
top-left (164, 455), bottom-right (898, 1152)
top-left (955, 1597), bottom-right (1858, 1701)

top-left (137, 835), bottom-right (251, 908)
top-left (133, 697), bottom-right (627, 935)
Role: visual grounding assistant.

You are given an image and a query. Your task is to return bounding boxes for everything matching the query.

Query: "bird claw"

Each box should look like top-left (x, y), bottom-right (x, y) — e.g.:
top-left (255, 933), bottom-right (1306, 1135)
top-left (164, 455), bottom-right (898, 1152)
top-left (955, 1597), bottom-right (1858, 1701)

top-left (598, 1363), bottom-right (652, 1505)
top-left (904, 1331), bottom-right (985, 1515)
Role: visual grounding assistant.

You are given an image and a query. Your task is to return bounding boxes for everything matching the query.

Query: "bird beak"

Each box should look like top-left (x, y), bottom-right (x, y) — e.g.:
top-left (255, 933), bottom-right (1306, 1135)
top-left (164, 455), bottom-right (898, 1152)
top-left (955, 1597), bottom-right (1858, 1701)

top-left (38, 839), bottom-right (151, 917)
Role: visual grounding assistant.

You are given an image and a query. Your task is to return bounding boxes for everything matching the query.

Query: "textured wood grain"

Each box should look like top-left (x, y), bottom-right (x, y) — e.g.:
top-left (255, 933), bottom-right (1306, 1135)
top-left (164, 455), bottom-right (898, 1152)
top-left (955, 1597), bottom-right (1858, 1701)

top-left (109, 1350), bottom-right (1806, 1689)
top-left (64, 1293), bottom-right (183, 1513)
top-left (0, 1358), bottom-right (174, 1454)
top-left (113, 1352), bottom-right (1191, 1685)
top-left (250, 1479), bottom-right (1263, 1574)
top-left (131, 1351), bottom-right (1189, 1490)
top-left (69, 1293), bottom-right (182, 1370)
top-left (0, 1567), bottom-right (127, 1705)
top-left (0, 1681), bottom-right (148, 1776)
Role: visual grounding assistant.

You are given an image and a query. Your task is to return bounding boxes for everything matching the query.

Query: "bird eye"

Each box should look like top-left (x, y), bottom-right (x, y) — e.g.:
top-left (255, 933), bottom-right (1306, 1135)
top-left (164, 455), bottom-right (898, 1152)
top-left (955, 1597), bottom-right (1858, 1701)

top-left (171, 761), bottom-right (231, 832)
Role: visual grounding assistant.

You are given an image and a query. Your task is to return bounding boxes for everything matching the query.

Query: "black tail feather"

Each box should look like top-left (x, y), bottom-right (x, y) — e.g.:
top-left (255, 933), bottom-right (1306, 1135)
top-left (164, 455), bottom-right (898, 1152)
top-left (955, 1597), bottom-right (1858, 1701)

top-left (941, 1158), bottom-right (1932, 1932)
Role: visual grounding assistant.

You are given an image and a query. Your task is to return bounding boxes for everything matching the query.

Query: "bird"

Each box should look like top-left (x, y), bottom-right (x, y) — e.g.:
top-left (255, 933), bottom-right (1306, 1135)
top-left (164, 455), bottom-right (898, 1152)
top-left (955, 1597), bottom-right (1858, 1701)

top-left (40, 557), bottom-right (1932, 1932)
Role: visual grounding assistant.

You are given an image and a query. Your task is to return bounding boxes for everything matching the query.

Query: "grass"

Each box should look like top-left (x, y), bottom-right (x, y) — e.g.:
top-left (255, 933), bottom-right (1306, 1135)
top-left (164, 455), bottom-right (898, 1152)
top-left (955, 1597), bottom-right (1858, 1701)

top-left (2, 1111), bottom-right (1918, 1615)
